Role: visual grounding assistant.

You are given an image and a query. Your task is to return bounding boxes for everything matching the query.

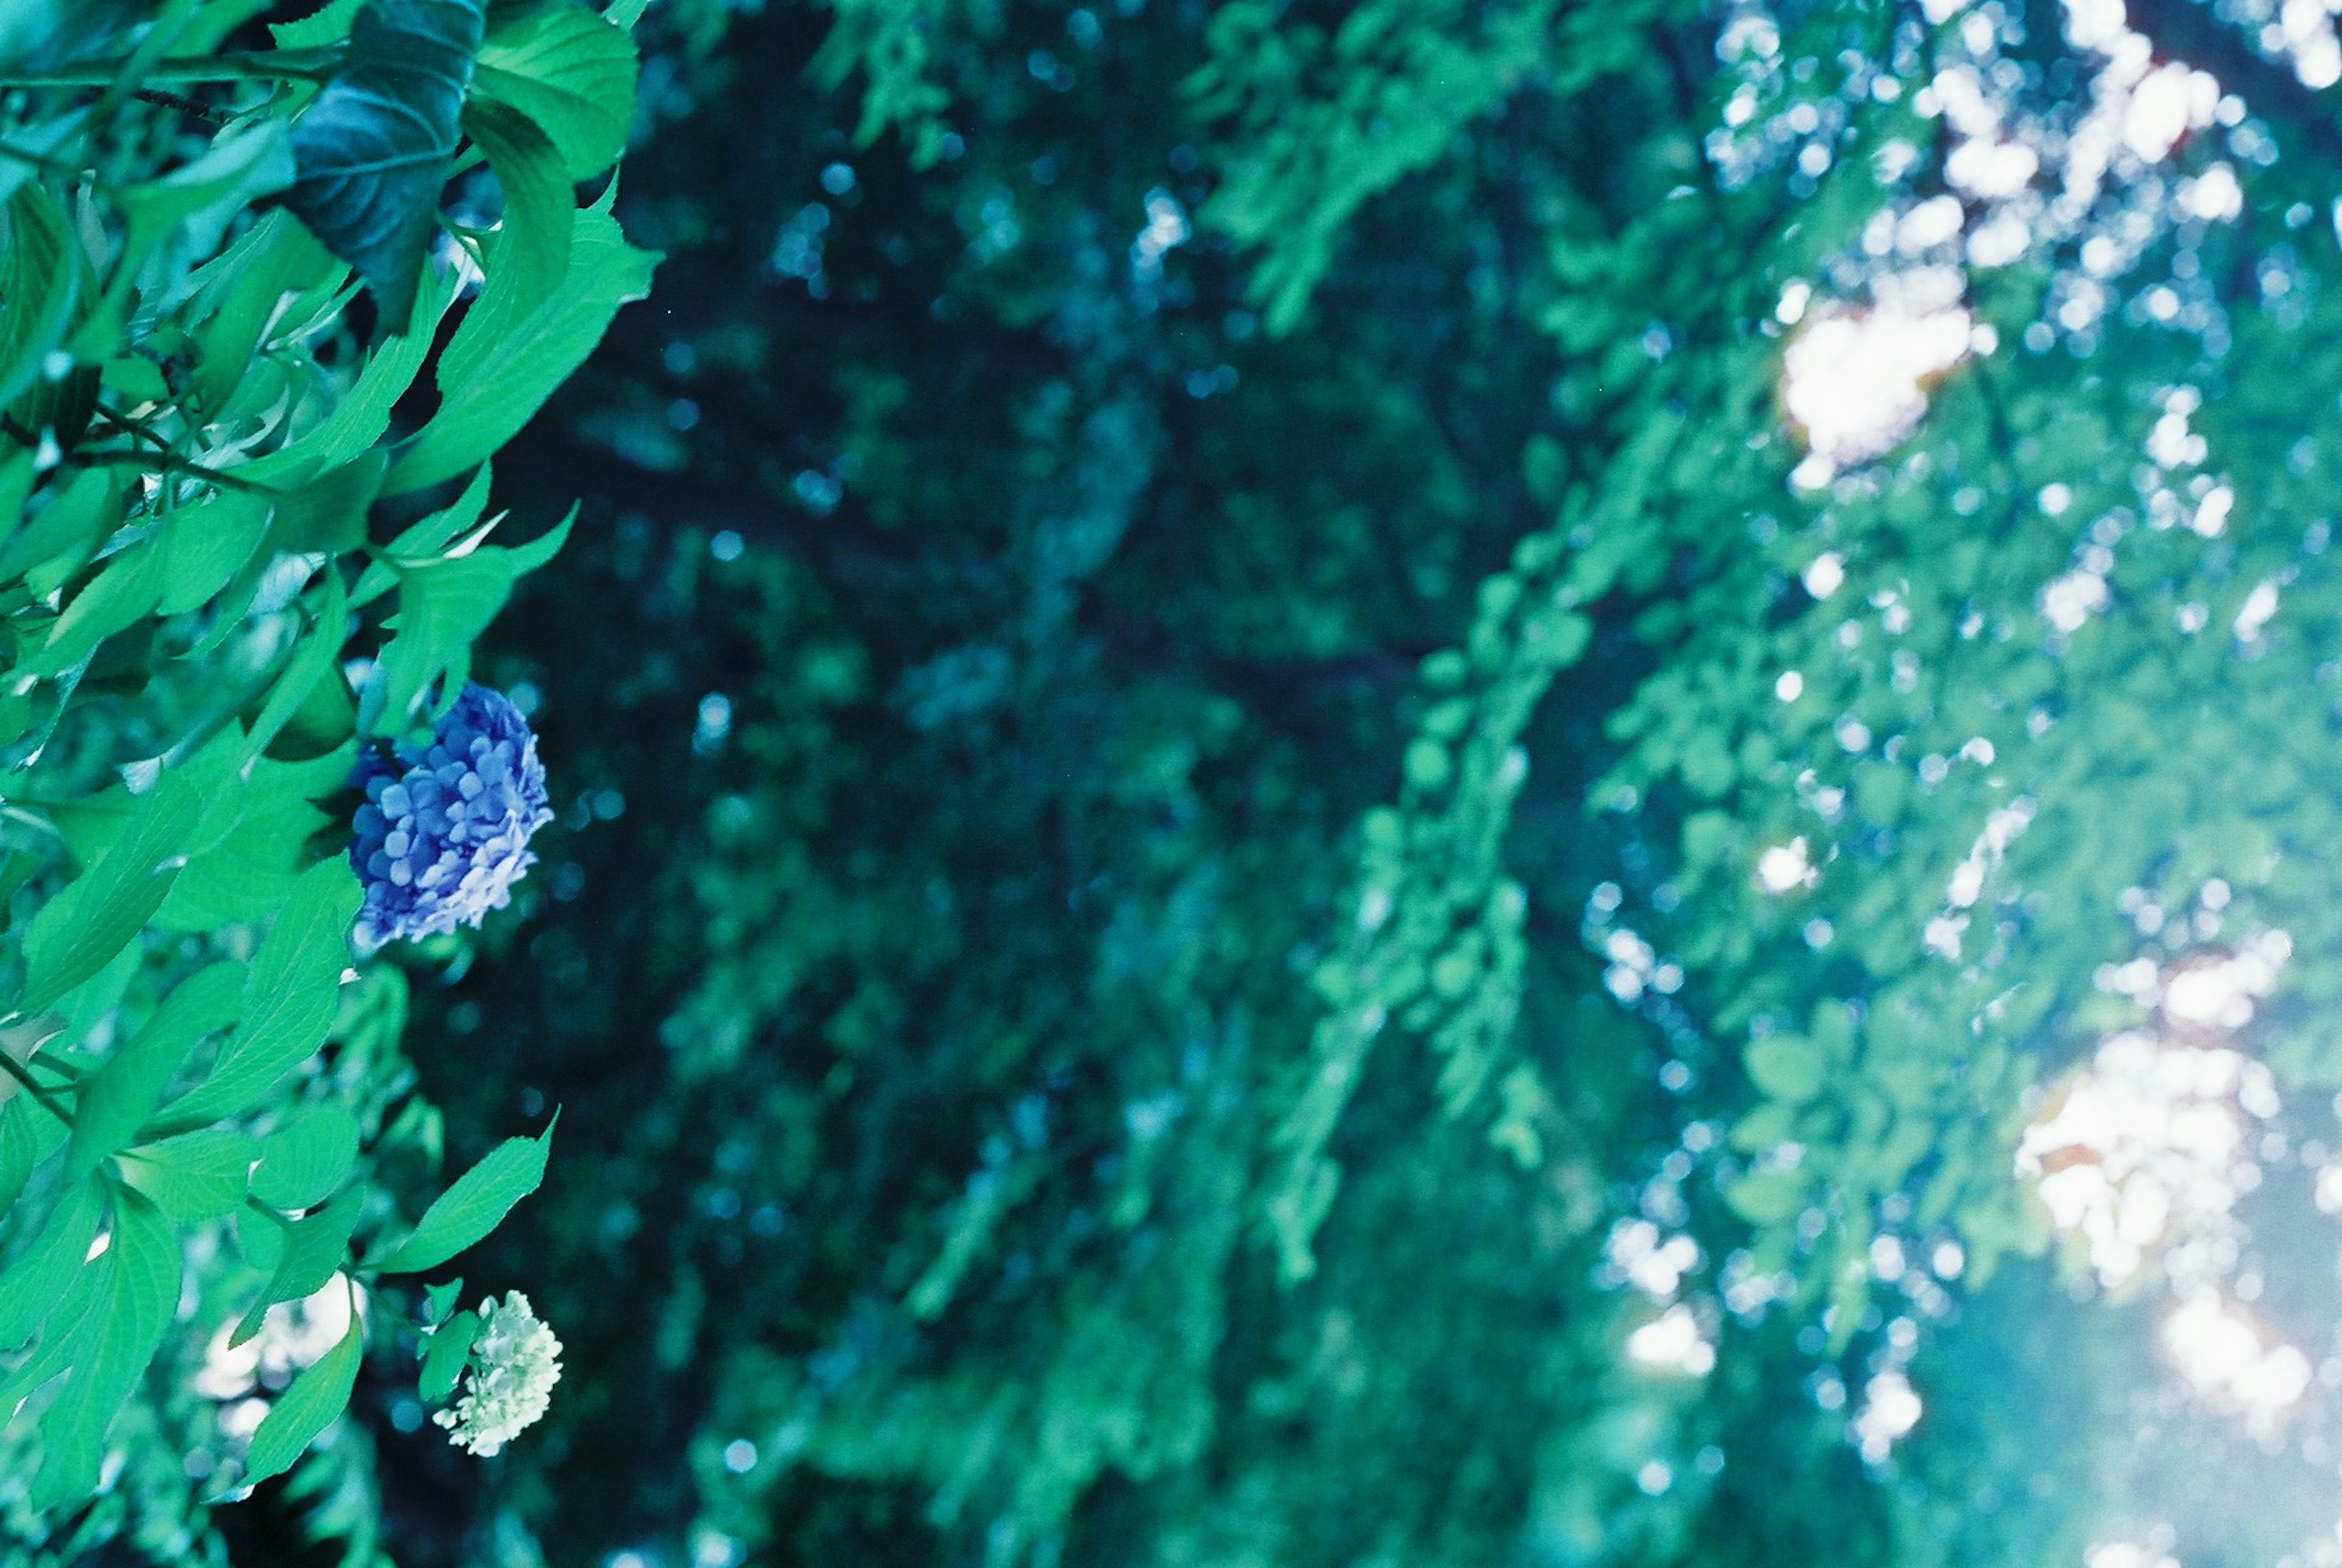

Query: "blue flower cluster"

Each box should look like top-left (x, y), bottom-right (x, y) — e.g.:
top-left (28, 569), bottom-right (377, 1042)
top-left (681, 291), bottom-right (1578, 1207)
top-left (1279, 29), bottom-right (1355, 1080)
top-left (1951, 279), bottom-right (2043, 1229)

top-left (350, 685), bottom-right (553, 952)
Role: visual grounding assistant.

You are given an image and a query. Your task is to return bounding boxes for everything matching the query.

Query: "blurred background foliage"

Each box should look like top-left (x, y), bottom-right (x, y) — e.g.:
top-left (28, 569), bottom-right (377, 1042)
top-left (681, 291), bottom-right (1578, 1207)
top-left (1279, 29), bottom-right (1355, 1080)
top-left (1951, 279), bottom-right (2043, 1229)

top-left (147, 0), bottom-right (2342, 1563)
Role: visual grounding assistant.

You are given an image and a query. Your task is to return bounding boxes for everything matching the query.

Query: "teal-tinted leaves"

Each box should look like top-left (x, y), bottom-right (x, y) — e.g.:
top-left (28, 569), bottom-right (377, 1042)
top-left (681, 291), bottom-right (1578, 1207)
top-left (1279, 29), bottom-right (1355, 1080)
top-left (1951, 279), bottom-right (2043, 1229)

top-left (20, 776), bottom-right (201, 1015)
top-left (1744, 1033), bottom-right (1827, 1106)
top-left (417, 1307), bottom-right (478, 1402)
top-left (456, 96), bottom-right (571, 322)
top-left (154, 859), bottom-right (360, 1132)
top-left (62, 961), bottom-right (243, 1179)
top-left (382, 200), bottom-right (656, 492)
top-left (0, 184), bottom-right (79, 412)
top-left (116, 1128), bottom-right (260, 1222)
top-left (156, 488), bottom-right (273, 616)
top-left (241, 1305), bottom-right (362, 1487)
top-left (370, 1114), bottom-right (554, 1274)
top-left (0, 1095), bottom-right (40, 1214)
top-left (284, 0), bottom-right (489, 334)
top-left (367, 510), bottom-right (568, 729)
top-left (252, 1103), bottom-right (361, 1211)
top-left (234, 1184), bottom-right (363, 1345)
top-left (0, 1173), bottom-right (104, 1349)
top-left (29, 1188), bottom-right (179, 1512)
top-left (471, 2), bottom-right (638, 179)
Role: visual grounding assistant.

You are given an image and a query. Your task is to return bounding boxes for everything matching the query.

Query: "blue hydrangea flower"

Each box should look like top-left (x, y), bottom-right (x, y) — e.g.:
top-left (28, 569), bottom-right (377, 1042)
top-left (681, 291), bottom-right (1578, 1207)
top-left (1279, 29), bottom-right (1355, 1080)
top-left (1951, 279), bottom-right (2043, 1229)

top-left (349, 684), bottom-right (553, 953)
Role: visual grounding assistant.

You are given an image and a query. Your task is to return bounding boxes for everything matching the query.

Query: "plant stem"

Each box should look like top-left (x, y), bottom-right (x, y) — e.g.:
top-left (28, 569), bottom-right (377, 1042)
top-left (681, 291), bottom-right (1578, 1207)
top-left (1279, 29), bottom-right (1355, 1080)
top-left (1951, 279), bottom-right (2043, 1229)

top-left (0, 1050), bottom-right (71, 1126)
top-left (0, 48), bottom-right (342, 88)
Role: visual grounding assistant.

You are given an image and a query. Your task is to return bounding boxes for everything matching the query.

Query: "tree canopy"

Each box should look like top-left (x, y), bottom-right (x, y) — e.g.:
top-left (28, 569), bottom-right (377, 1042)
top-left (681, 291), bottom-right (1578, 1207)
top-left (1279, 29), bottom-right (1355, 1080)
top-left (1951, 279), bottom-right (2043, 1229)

top-left (10, 1), bottom-right (2342, 1566)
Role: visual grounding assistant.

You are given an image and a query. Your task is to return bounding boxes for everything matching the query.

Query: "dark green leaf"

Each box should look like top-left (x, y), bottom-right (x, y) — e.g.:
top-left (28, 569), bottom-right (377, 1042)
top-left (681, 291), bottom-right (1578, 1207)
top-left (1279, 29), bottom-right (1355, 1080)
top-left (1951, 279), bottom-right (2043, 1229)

top-left (157, 487), bottom-right (274, 615)
top-left (284, 0), bottom-right (489, 334)
top-left (370, 1113), bottom-right (554, 1274)
top-left (0, 184), bottom-right (79, 411)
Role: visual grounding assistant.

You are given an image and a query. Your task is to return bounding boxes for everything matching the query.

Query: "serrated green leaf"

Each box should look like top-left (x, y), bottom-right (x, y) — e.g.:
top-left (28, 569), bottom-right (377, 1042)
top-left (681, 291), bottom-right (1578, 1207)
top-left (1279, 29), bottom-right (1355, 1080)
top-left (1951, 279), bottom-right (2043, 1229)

top-left (30, 1187), bottom-right (179, 1511)
top-left (417, 1306), bottom-right (478, 1402)
top-left (0, 1173), bottom-right (104, 1349)
top-left (252, 1103), bottom-right (361, 1211)
top-left (34, 539), bottom-right (166, 677)
top-left (116, 1128), bottom-right (260, 1222)
top-left (473, 2), bottom-right (637, 179)
top-left (20, 776), bottom-right (201, 1014)
top-left (370, 1113), bottom-right (554, 1274)
top-left (272, 0), bottom-right (368, 46)
top-left (352, 460), bottom-right (494, 607)
top-left (152, 859), bottom-right (360, 1133)
top-left (234, 1184), bottom-right (363, 1345)
top-left (0, 465), bottom-right (120, 594)
top-left (63, 961), bottom-right (243, 1180)
top-left (241, 1299), bottom-right (363, 1486)
top-left (382, 201), bottom-right (656, 492)
top-left (368, 510), bottom-right (569, 729)
top-left (157, 487), bottom-right (274, 615)
top-left (457, 96), bottom-right (571, 331)
top-left (188, 212), bottom-right (345, 417)
top-left (269, 452), bottom-right (385, 556)
top-left (243, 571), bottom-right (349, 765)
top-left (285, 0), bottom-right (488, 334)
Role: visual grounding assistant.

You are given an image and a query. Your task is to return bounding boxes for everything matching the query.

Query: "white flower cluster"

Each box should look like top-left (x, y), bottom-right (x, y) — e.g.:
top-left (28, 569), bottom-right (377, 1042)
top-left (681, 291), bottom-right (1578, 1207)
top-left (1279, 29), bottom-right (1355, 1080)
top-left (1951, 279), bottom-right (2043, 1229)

top-left (434, 1291), bottom-right (563, 1458)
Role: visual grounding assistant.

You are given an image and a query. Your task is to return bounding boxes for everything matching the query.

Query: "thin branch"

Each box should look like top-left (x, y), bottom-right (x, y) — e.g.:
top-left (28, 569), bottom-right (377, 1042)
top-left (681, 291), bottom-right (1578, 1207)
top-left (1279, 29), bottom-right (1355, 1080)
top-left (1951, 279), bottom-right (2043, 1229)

top-left (0, 1050), bottom-right (71, 1126)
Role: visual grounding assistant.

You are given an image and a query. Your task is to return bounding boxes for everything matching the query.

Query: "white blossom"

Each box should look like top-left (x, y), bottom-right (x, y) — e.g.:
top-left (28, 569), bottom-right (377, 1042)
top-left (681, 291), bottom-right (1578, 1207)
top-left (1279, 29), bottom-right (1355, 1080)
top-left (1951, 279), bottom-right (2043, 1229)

top-left (434, 1291), bottom-right (563, 1458)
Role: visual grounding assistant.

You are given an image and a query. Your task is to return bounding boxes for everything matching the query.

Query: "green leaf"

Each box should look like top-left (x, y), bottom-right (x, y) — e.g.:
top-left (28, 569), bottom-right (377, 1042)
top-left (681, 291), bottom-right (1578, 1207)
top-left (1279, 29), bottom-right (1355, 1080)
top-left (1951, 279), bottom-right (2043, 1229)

top-left (234, 1185), bottom-right (363, 1345)
top-left (242, 571), bottom-right (350, 765)
top-left (1744, 1033), bottom-right (1827, 1106)
top-left (284, 0), bottom-right (489, 334)
top-left (269, 451), bottom-right (385, 556)
top-left (34, 540), bottom-right (166, 677)
top-left (63, 961), bottom-right (243, 1180)
top-left (457, 96), bottom-right (571, 328)
top-left (152, 859), bottom-right (360, 1133)
top-left (252, 1103), bottom-right (361, 1211)
top-left (272, 0), bottom-right (368, 46)
top-left (116, 1128), bottom-right (260, 1222)
top-left (368, 510), bottom-right (570, 729)
top-left (0, 1095), bottom-right (40, 1214)
top-left (0, 1172), bottom-right (104, 1349)
top-left (240, 1301), bottom-right (363, 1487)
top-left (30, 1187), bottom-right (180, 1512)
top-left (188, 211), bottom-right (345, 417)
top-left (352, 460), bottom-right (495, 606)
top-left (472, 2), bottom-right (638, 179)
top-left (383, 201), bottom-right (656, 493)
top-left (417, 1307), bottom-right (478, 1402)
top-left (20, 776), bottom-right (201, 1014)
top-left (116, 118), bottom-right (295, 269)
top-left (157, 487), bottom-right (274, 615)
top-left (238, 260), bottom-right (460, 487)
top-left (422, 1274), bottom-right (464, 1323)
top-left (370, 1112), bottom-right (554, 1274)
top-left (0, 185), bottom-right (79, 412)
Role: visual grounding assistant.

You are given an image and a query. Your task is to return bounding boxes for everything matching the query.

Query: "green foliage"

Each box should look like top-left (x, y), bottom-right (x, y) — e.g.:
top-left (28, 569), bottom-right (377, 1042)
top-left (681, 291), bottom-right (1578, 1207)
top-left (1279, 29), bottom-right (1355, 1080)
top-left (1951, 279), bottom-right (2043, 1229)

top-left (0, 0), bottom-right (651, 1550)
